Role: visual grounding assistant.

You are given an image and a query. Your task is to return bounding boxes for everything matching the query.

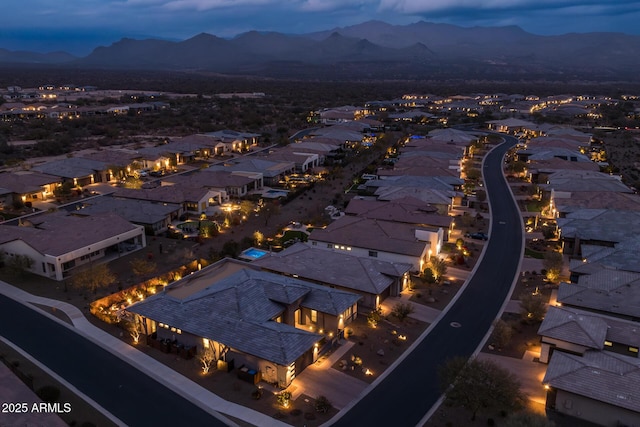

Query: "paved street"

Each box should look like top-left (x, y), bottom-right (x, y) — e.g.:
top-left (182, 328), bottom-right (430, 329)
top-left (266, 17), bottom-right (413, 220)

top-left (332, 135), bottom-right (523, 427)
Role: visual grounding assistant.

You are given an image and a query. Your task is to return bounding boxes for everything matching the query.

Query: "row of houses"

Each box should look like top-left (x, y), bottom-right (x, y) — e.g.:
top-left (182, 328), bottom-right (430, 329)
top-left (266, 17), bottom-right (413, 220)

top-left (0, 118), bottom-right (383, 282)
top-left (121, 125), bottom-right (478, 389)
top-left (499, 121), bottom-right (640, 425)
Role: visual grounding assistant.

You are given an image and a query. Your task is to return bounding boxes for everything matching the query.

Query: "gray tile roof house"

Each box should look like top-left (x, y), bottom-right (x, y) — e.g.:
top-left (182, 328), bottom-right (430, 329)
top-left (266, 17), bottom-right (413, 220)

top-left (365, 175), bottom-right (463, 192)
top-left (74, 196), bottom-right (181, 233)
top-left (208, 158), bottom-right (295, 183)
top-left (570, 239), bottom-right (640, 274)
top-left (554, 192), bottom-right (640, 216)
top-left (0, 171), bottom-right (60, 195)
top-left (541, 170), bottom-right (633, 194)
top-left (32, 157), bottom-right (108, 180)
top-left (557, 209), bottom-right (640, 256)
top-left (538, 306), bottom-right (640, 363)
top-left (127, 265), bottom-right (359, 367)
top-left (556, 271), bottom-right (640, 321)
top-left (253, 242), bottom-right (411, 305)
top-left (344, 197), bottom-right (452, 229)
top-left (543, 351), bottom-right (640, 425)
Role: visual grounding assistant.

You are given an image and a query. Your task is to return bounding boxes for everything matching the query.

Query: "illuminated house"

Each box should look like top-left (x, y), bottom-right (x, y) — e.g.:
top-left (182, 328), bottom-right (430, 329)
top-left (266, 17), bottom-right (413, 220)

top-left (0, 211), bottom-right (145, 281)
top-left (308, 216), bottom-right (440, 273)
top-left (127, 259), bottom-right (359, 388)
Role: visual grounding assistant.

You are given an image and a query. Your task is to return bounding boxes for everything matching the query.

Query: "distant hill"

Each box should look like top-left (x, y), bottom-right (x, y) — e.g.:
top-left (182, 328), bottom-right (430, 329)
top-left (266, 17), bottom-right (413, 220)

top-left (1, 21), bottom-right (640, 81)
top-left (0, 48), bottom-right (76, 64)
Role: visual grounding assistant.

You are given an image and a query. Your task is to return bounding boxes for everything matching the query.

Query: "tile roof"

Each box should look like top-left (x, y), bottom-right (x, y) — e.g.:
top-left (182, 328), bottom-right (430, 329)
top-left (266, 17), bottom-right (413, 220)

top-left (254, 243), bottom-right (411, 295)
top-left (128, 266), bottom-right (359, 365)
top-left (344, 198), bottom-right (452, 228)
top-left (308, 216), bottom-right (430, 257)
top-left (114, 185), bottom-right (213, 204)
top-left (0, 171), bottom-right (60, 194)
top-left (32, 157), bottom-right (107, 179)
top-left (538, 306), bottom-right (609, 349)
top-left (557, 209), bottom-right (640, 243)
top-left (74, 196), bottom-right (181, 225)
top-left (556, 279), bottom-right (640, 319)
top-left (554, 192), bottom-right (640, 213)
top-left (543, 350), bottom-right (640, 413)
top-left (0, 211), bottom-right (141, 256)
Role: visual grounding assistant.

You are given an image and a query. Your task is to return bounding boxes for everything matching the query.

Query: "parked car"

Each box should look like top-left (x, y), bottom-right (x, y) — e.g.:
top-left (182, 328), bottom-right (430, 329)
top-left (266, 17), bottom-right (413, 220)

top-left (465, 232), bottom-right (489, 240)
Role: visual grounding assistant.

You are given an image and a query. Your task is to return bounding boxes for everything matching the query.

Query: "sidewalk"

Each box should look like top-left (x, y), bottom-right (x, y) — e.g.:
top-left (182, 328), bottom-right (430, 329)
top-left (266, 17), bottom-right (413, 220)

top-left (0, 280), bottom-right (288, 427)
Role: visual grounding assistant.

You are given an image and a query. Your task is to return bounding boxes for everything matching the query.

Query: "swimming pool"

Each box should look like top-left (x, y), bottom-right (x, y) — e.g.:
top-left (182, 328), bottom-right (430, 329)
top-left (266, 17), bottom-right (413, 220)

top-left (240, 248), bottom-right (268, 260)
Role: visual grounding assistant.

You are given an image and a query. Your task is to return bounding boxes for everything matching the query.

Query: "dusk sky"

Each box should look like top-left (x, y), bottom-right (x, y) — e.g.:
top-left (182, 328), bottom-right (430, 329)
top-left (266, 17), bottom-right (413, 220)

top-left (2, 0), bottom-right (639, 55)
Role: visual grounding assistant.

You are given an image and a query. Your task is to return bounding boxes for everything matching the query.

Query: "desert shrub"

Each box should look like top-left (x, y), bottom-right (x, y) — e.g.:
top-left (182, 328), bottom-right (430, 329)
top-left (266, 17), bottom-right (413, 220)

top-left (315, 395), bottom-right (333, 413)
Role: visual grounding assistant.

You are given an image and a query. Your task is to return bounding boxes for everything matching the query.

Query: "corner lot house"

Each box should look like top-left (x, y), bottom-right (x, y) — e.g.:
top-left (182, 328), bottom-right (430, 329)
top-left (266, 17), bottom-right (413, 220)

top-left (0, 212), bottom-right (145, 280)
top-left (127, 260), bottom-right (360, 388)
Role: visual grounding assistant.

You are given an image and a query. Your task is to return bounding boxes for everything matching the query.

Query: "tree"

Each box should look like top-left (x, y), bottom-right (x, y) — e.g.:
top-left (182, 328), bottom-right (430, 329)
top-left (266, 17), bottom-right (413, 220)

top-left (130, 258), bottom-right (157, 279)
top-left (465, 167), bottom-right (482, 182)
top-left (71, 263), bottom-right (117, 293)
top-left (391, 302), bottom-right (414, 321)
top-left (198, 345), bottom-right (216, 374)
top-left (543, 252), bottom-right (564, 283)
top-left (428, 256), bottom-right (447, 283)
top-left (261, 201), bottom-right (281, 226)
top-left (519, 291), bottom-right (547, 324)
top-left (491, 319), bottom-right (513, 350)
top-left (439, 357), bottom-right (526, 421)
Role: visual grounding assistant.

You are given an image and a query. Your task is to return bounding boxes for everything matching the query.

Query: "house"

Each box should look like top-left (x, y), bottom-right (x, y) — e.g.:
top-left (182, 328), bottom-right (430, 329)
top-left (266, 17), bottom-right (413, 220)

top-left (538, 306), bottom-right (640, 363)
top-left (542, 351), bottom-right (640, 427)
top-left (344, 197), bottom-right (453, 240)
top-left (486, 118), bottom-right (540, 135)
top-left (307, 216), bottom-right (442, 272)
top-left (552, 191), bottom-right (640, 217)
top-left (526, 158), bottom-right (600, 185)
top-left (377, 156), bottom-right (461, 178)
top-left (265, 148), bottom-right (319, 173)
top-left (31, 157), bottom-right (116, 187)
top-left (0, 211), bottom-right (146, 280)
top-left (364, 176), bottom-right (463, 214)
top-left (114, 185), bottom-right (225, 215)
top-left (0, 171), bottom-right (61, 206)
top-left (197, 170), bottom-right (262, 198)
top-left (516, 146), bottom-right (591, 164)
top-left (127, 259), bottom-right (360, 388)
top-left (74, 196), bottom-right (182, 235)
top-left (556, 209), bottom-right (640, 256)
top-left (555, 268), bottom-right (640, 322)
top-left (254, 242), bottom-right (412, 309)
top-left (203, 129), bottom-right (260, 153)
top-left (208, 158), bottom-right (295, 186)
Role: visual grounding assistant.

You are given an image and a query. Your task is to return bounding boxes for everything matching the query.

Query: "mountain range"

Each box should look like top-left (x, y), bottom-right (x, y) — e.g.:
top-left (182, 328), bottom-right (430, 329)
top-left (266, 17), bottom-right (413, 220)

top-left (2, 21), bottom-right (639, 81)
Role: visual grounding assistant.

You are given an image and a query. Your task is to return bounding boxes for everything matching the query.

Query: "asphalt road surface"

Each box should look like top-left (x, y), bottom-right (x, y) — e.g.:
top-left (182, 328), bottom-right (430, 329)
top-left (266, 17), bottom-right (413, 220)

top-left (333, 134), bottom-right (523, 427)
top-left (0, 294), bottom-right (230, 427)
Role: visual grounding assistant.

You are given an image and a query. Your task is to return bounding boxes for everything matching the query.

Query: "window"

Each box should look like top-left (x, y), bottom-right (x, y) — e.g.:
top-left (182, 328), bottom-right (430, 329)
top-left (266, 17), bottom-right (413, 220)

top-left (327, 244), bottom-right (333, 249)
top-left (203, 338), bottom-right (210, 348)
top-left (368, 250), bottom-right (378, 258)
top-left (604, 340), bottom-right (613, 347)
top-left (311, 310), bottom-right (317, 323)
top-left (630, 347), bottom-right (639, 353)
top-left (311, 241), bottom-right (317, 246)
